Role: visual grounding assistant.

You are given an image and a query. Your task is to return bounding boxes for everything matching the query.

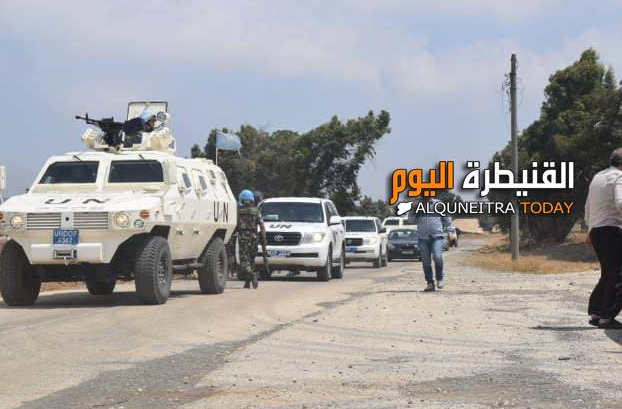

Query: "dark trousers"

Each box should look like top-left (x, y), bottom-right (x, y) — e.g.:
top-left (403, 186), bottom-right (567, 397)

top-left (588, 226), bottom-right (622, 319)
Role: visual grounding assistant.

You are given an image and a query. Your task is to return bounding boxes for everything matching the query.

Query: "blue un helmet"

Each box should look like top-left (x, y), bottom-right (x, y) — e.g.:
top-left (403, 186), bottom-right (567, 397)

top-left (239, 189), bottom-right (255, 205)
top-left (139, 110), bottom-right (155, 122)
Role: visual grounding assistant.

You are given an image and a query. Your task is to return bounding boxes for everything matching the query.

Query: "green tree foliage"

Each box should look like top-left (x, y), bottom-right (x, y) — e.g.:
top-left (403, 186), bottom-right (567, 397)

top-left (488, 49), bottom-right (622, 242)
top-left (349, 196), bottom-right (393, 219)
top-left (191, 111), bottom-right (391, 214)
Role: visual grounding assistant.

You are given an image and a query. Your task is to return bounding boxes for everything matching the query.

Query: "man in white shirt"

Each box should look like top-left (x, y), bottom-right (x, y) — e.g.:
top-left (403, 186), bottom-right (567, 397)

top-left (585, 148), bottom-right (622, 329)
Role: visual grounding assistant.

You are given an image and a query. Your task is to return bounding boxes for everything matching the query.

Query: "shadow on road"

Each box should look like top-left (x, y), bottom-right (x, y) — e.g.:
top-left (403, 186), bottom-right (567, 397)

top-left (0, 289), bottom-right (211, 309)
top-left (605, 329), bottom-right (622, 347)
top-left (531, 325), bottom-right (597, 332)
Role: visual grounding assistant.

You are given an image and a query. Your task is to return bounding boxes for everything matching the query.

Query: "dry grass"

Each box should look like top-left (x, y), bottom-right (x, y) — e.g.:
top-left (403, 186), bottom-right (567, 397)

top-left (464, 232), bottom-right (599, 274)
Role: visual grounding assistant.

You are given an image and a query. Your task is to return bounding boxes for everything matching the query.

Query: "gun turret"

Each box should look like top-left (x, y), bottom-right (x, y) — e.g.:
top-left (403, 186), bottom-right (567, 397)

top-left (75, 113), bottom-right (126, 148)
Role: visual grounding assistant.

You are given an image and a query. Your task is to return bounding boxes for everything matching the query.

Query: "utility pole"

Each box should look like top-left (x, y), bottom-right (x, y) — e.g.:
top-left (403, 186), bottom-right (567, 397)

top-left (510, 54), bottom-right (520, 260)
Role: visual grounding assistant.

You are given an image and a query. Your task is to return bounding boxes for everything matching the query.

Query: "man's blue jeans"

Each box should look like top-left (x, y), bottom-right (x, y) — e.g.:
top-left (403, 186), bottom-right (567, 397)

top-left (418, 236), bottom-right (444, 283)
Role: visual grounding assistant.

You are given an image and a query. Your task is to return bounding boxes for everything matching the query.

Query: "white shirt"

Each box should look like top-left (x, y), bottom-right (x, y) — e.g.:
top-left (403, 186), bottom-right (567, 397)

top-left (585, 166), bottom-right (622, 230)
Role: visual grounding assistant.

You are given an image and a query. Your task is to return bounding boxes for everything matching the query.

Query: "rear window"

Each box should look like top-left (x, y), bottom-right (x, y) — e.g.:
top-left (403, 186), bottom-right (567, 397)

top-left (403, 219), bottom-right (417, 225)
top-left (108, 160), bottom-right (163, 183)
top-left (39, 161), bottom-right (99, 184)
top-left (384, 219), bottom-right (399, 226)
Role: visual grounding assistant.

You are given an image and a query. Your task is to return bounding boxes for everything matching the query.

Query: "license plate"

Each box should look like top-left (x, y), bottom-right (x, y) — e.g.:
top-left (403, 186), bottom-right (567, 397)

top-left (268, 250), bottom-right (290, 257)
top-left (346, 246), bottom-right (358, 252)
top-left (53, 229), bottom-right (79, 245)
top-left (402, 250), bottom-right (414, 255)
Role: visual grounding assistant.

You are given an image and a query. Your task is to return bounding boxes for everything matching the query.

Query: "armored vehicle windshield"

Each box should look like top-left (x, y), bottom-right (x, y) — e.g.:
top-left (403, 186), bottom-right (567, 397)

top-left (39, 161), bottom-right (99, 184)
top-left (108, 160), bottom-right (163, 183)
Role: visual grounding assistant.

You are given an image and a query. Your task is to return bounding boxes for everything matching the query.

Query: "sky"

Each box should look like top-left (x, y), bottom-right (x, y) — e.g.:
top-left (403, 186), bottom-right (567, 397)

top-left (1, 0), bottom-right (622, 200)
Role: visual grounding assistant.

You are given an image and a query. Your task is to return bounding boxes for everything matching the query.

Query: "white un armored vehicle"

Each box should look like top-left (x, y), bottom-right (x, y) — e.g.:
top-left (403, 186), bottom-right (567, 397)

top-left (0, 102), bottom-right (237, 306)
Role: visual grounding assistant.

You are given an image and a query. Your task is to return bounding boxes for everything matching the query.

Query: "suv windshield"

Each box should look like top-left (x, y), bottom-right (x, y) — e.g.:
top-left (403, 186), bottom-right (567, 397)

top-left (39, 161), bottom-right (99, 184)
top-left (260, 202), bottom-right (324, 223)
top-left (109, 160), bottom-right (164, 183)
top-left (389, 229), bottom-right (418, 240)
top-left (345, 219), bottom-right (376, 232)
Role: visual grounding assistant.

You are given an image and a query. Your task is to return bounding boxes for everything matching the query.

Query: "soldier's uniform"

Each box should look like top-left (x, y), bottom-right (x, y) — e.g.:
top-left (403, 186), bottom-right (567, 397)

top-left (237, 205), bottom-right (261, 288)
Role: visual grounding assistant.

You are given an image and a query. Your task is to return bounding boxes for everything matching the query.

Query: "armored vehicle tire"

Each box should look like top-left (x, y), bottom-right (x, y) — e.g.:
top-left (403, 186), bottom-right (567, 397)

top-left (331, 250), bottom-right (344, 279)
top-left (198, 237), bottom-right (227, 294)
top-left (0, 240), bottom-right (41, 306)
top-left (86, 279), bottom-right (116, 296)
top-left (317, 248), bottom-right (331, 282)
top-left (134, 236), bottom-right (173, 305)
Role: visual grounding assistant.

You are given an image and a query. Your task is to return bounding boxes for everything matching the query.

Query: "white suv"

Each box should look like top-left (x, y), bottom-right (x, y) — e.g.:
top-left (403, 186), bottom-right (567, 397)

top-left (255, 197), bottom-right (345, 281)
top-left (343, 216), bottom-right (388, 268)
top-left (382, 216), bottom-right (417, 232)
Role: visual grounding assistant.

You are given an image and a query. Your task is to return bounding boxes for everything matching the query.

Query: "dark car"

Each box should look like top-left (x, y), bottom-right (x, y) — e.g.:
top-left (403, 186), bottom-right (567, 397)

top-left (387, 228), bottom-right (420, 260)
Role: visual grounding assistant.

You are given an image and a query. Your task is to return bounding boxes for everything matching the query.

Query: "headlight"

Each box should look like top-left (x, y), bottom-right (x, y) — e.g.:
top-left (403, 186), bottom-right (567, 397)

top-left (134, 219), bottom-right (145, 229)
top-left (112, 212), bottom-right (130, 228)
top-left (10, 214), bottom-right (25, 229)
top-left (387, 242), bottom-right (394, 249)
top-left (364, 237), bottom-right (379, 245)
top-left (302, 232), bottom-right (325, 243)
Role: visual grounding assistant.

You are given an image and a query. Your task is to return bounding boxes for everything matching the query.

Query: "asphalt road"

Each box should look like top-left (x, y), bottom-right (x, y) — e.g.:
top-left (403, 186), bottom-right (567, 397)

top-left (3, 238), bottom-right (622, 409)
top-left (0, 252), bottom-right (407, 409)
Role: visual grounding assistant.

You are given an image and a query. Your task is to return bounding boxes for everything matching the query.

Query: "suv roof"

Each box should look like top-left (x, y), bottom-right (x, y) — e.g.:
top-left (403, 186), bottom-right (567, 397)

top-left (342, 216), bottom-right (377, 220)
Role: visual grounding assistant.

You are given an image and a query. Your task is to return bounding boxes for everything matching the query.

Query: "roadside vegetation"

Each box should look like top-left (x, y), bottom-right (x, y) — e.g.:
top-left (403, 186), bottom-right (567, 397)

top-left (489, 48), bottom-right (622, 244)
top-left (464, 232), bottom-right (598, 274)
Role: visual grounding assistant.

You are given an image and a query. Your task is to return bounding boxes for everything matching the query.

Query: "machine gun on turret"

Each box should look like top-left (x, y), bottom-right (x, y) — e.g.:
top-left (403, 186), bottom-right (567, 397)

top-left (75, 113), bottom-right (145, 149)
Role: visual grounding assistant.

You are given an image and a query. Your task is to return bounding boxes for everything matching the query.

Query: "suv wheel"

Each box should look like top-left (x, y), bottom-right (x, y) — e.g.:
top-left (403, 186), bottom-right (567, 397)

top-left (259, 266), bottom-right (272, 280)
top-left (134, 236), bottom-right (173, 305)
top-left (381, 249), bottom-right (388, 267)
top-left (331, 249), bottom-right (344, 279)
top-left (373, 248), bottom-right (382, 268)
top-left (317, 246), bottom-right (332, 282)
top-left (199, 237), bottom-right (228, 294)
top-left (0, 240), bottom-right (41, 306)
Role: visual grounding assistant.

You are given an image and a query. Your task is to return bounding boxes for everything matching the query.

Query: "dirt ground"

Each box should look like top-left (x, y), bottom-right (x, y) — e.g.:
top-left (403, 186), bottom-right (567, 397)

top-left (463, 232), bottom-right (599, 274)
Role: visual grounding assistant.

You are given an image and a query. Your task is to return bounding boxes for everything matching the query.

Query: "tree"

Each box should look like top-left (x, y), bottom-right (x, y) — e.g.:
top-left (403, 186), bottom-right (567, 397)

top-left (349, 196), bottom-right (393, 219)
top-left (191, 111), bottom-right (391, 214)
top-left (488, 49), bottom-right (622, 242)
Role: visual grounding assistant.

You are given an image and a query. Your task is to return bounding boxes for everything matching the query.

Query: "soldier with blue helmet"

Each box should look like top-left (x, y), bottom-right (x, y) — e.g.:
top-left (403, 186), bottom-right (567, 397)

top-left (237, 189), bottom-right (265, 289)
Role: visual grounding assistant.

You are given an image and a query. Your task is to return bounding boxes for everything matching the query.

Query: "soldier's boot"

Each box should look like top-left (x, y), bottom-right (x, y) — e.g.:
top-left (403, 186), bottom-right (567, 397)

top-left (244, 280), bottom-right (251, 289)
top-left (251, 273), bottom-right (259, 289)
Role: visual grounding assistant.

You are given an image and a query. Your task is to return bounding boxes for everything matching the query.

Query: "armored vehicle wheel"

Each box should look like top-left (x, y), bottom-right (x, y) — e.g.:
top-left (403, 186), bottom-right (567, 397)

top-left (134, 236), bottom-right (172, 305)
top-left (331, 250), bottom-right (344, 279)
top-left (86, 279), bottom-right (116, 295)
top-left (198, 237), bottom-right (227, 294)
top-left (317, 248), bottom-right (331, 282)
top-left (0, 240), bottom-right (41, 306)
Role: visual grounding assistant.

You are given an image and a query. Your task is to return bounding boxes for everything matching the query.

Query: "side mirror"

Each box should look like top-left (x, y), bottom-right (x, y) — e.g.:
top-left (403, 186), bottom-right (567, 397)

top-left (329, 215), bottom-right (342, 225)
top-left (379, 227), bottom-right (387, 233)
top-left (0, 165), bottom-right (6, 192)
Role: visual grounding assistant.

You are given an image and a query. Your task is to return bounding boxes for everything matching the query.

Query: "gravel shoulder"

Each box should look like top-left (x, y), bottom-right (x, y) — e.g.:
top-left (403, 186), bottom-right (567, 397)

top-left (184, 237), bottom-right (622, 409)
